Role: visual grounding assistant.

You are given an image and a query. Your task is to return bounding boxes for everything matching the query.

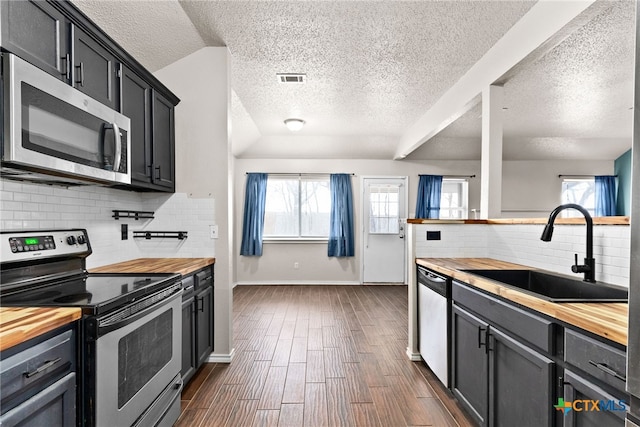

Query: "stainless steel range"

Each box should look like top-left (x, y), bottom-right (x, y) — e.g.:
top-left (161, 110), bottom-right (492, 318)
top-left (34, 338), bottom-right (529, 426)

top-left (0, 229), bottom-right (183, 427)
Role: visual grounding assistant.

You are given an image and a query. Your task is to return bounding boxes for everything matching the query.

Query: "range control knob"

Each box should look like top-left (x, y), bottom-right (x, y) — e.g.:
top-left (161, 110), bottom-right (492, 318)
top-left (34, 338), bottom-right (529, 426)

top-left (67, 236), bottom-right (77, 245)
top-left (77, 235), bottom-right (86, 245)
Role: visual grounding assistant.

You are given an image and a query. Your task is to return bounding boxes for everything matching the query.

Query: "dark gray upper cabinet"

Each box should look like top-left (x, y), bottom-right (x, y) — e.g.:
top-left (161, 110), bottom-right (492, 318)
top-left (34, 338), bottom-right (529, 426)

top-left (0, 0), bottom-right (70, 81)
top-left (1, 0), bottom-right (179, 193)
top-left (151, 91), bottom-right (175, 191)
top-left (72, 25), bottom-right (119, 110)
top-left (121, 66), bottom-right (152, 184)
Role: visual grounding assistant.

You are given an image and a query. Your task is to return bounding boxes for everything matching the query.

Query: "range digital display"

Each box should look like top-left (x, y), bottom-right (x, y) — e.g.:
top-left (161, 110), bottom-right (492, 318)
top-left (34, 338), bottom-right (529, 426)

top-left (24, 238), bottom-right (39, 245)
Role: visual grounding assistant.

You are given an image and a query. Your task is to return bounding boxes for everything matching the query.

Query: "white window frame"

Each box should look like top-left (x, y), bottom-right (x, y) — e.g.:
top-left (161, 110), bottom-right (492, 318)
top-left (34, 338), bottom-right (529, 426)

top-left (263, 174), bottom-right (331, 242)
top-left (439, 178), bottom-right (469, 219)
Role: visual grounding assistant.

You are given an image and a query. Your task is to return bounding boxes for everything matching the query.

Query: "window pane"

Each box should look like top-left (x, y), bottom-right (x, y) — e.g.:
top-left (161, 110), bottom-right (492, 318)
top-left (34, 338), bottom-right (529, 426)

top-left (561, 179), bottom-right (595, 217)
top-left (301, 179), bottom-right (331, 236)
top-left (440, 179), bottom-right (468, 219)
top-left (264, 179), bottom-right (300, 237)
top-left (369, 184), bottom-right (399, 234)
top-left (263, 176), bottom-right (331, 238)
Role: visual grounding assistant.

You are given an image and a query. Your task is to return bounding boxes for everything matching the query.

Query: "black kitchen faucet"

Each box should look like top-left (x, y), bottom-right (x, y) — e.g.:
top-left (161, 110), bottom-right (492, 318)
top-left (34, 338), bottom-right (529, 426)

top-left (540, 204), bottom-right (596, 282)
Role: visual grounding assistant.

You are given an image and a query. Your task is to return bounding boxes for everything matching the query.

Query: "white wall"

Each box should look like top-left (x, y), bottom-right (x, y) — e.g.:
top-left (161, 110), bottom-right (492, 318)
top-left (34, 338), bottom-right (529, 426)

top-left (414, 223), bottom-right (630, 286)
top-left (234, 157), bottom-right (614, 284)
top-left (502, 160), bottom-right (615, 217)
top-left (154, 47), bottom-right (234, 361)
top-left (234, 158), bottom-right (480, 285)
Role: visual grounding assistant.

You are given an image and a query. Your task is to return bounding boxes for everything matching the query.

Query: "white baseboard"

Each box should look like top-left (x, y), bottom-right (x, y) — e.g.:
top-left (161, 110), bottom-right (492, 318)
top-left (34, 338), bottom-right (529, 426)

top-left (234, 281), bottom-right (361, 286)
top-left (406, 348), bottom-right (422, 361)
top-left (207, 347), bottom-right (235, 364)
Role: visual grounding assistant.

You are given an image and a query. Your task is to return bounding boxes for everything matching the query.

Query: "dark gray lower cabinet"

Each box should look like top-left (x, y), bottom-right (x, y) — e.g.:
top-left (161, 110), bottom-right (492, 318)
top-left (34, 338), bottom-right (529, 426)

top-left (452, 304), bottom-right (489, 426)
top-left (196, 284), bottom-right (214, 367)
top-left (0, 326), bottom-right (77, 426)
top-left (452, 301), bottom-right (555, 427)
top-left (563, 370), bottom-right (626, 427)
top-left (181, 266), bottom-right (214, 385)
top-left (490, 327), bottom-right (554, 427)
top-left (181, 295), bottom-right (197, 384)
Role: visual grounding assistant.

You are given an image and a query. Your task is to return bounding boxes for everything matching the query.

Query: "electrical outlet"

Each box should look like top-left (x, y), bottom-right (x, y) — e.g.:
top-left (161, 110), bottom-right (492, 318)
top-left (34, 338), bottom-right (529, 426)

top-left (294, 262), bottom-right (299, 269)
top-left (209, 225), bottom-right (218, 239)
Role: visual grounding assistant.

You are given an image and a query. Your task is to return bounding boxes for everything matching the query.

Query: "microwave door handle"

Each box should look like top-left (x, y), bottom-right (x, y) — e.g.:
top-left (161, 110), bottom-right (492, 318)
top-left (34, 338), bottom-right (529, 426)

top-left (112, 122), bottom-right (122, 172)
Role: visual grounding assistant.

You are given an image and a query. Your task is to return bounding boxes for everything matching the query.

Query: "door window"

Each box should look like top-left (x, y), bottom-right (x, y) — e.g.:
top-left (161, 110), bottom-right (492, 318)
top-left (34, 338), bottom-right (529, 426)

top-left (369, 184), bottom-right (400, 234)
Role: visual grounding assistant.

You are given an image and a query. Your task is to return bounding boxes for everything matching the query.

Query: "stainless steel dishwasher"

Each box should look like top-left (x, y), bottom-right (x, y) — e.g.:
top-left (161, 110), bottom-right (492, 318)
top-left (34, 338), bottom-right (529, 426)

top-left (418, 265), bottom-right (451, 388)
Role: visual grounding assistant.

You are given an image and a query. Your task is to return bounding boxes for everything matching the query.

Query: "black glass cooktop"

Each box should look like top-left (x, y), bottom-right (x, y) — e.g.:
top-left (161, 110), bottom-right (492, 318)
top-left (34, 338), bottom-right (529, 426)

top-left (0, 273), bottom-right (180, 315)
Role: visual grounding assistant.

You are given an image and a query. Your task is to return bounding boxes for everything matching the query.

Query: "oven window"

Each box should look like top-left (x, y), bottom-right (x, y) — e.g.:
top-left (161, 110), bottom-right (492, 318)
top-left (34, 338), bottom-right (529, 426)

top-left (117, 309), bottom-right (173, 408)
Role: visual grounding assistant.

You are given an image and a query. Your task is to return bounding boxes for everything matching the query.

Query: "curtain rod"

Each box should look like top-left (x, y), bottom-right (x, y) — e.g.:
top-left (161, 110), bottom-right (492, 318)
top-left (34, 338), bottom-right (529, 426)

top-left (558, 174), bottom-right (618, 178)
top-left (419, 174), bottom-right (476, 179)
top-left (245, 172), bottom-right (356, 176)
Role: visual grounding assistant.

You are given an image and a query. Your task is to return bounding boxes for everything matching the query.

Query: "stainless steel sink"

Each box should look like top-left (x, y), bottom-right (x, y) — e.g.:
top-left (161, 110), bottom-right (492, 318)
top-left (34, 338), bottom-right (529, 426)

top-left (461, 269), bottom-right (628, 303)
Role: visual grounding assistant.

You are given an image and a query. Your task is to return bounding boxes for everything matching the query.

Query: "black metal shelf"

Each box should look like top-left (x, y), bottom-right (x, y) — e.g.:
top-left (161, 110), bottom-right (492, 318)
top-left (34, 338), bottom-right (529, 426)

top-left (133, 231), bottom-right (188, 240)
top-left (112, 210), bottom-right (155, 220)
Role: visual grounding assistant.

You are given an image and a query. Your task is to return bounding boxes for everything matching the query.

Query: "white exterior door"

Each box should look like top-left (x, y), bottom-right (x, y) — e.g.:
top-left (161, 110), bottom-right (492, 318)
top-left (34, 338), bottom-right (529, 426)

top-left (362, 177), bottom-right (407, 283)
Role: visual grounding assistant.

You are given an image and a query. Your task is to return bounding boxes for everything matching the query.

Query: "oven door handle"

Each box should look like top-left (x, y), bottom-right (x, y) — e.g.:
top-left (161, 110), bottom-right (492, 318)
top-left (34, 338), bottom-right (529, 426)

top-left (98, 288), bottom-right (182, 336)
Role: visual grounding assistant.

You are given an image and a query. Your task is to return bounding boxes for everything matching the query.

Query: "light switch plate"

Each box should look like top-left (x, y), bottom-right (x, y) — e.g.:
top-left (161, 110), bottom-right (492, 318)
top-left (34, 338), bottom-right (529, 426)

top-left (209, 225), bottom-right (218, 239)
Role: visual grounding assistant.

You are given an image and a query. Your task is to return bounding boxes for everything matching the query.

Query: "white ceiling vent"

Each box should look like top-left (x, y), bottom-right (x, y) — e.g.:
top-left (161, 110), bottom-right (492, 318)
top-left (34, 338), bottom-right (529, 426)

top-left (277, 73), bottom-right (306, 84)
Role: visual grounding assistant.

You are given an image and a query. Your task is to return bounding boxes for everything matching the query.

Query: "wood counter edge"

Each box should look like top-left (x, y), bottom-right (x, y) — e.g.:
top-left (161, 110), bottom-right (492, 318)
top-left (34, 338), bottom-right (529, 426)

top-left (91, 257), bottom-right (215, 276)
top-left (408, 216), bottom-right (629, 225)
top-left (0, 307), bottom-right (82, 352)
top-left (415, 258), bottom-right (628, 346)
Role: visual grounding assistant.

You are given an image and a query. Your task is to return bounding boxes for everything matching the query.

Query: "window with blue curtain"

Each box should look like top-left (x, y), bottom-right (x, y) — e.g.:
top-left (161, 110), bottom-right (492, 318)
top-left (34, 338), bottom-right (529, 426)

top-left (240, 173), bottom-right (268, 256)
top-left (328, 174), bottom-right (354, 257)
top-left (595, 175), bottom-right (617, 216)
top-left (416, 175), bottom-right (443, 219)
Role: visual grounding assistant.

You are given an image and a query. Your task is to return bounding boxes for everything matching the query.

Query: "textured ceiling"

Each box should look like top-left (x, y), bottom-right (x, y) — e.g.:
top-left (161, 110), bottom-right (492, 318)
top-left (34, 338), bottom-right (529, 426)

top-left (408, 0), bottom-right (634, 161)
top-left (72, 0), bottom-right (632, 161)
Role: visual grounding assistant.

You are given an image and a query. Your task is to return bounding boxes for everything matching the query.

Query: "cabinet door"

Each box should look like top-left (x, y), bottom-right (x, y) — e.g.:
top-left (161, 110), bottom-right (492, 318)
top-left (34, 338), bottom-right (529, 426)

top-left (151, 90), bottom-right (175, 190)
top-left (181, 297), bottom-right (196, 384)
top-left (563, 370), bottom-right (626, 427)
top-left (72, 25), bottom-right (119, 110)
top-left (0, 0), bottom-right (70, 81)
top-left (0, 372), bottom-right (76, 426)
top-left (489, 327), bottom-right (555, 427)
top-left (451, 304), bottom-right (489, 426)
top-left (121, 66), bottom-right (152, 184)
top-left (195, 285), bottom-right (213, 367)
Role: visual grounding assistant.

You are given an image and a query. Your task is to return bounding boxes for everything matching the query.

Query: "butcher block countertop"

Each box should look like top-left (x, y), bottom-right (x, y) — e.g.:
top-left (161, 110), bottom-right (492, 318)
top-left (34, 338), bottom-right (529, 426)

top-left (0, 307), bottom-right (81, 352)
top-left (91, 257), bottom-right (215, 276)
top-left (416, 258), bottom-right (629, 346)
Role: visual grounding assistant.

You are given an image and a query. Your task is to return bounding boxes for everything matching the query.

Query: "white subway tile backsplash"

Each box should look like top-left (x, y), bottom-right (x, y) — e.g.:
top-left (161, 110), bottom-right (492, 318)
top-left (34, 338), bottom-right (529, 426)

top-left (0, 179), bottom-right (216, 268)
top-left (413, 222), bottom-right (631, 287)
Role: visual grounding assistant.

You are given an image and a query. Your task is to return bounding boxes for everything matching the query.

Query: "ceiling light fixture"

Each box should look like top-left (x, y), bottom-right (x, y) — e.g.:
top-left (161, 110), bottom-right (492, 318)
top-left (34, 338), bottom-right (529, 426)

top-left (284, 118), bottom-right (305, 132)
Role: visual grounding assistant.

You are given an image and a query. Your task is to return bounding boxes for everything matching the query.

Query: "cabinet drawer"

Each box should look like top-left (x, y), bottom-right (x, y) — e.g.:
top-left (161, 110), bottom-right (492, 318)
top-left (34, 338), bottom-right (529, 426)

top-left (565, 328), bottom-right (626, 392)
top-left (0, 329), bottom-right (74, 403)
top-left (195, 269), bottom-right (213, 290)
top-left (182, 275), bottom-right (195, 299)
top-left (453, 281), bottom-right (554, 353)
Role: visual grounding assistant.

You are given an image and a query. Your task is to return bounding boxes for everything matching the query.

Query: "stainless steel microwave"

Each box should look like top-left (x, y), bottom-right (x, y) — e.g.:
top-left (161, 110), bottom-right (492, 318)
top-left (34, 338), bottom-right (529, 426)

top-left (1, 53), bottom-right (130, 186)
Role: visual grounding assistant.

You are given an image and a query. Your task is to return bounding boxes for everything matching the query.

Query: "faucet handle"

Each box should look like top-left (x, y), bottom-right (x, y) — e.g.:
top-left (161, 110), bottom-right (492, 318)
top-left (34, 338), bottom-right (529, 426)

top-left (572, 253), bottom-right (588, 273)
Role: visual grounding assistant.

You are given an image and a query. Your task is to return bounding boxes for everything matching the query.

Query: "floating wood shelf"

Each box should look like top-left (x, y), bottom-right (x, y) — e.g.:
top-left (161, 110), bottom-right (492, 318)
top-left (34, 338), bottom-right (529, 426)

top-left (112, 210), bottom-right (155, 220)
top-left (133, 231), bottom-right (188, 240)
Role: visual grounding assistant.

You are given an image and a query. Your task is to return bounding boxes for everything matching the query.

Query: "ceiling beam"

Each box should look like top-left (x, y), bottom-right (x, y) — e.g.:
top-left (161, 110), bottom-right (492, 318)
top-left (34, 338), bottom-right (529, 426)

top-left (394, 0), bottom-right (605, 160)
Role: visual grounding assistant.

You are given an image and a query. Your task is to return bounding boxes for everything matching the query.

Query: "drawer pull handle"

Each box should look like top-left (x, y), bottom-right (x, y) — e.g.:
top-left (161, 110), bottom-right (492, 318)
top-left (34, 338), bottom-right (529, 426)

top-left (478, 327), bottom-right (487, 349)
top-left (588, 360), bottom-right (626, 382)
top-left (24, 357), bottom-right (62, 378)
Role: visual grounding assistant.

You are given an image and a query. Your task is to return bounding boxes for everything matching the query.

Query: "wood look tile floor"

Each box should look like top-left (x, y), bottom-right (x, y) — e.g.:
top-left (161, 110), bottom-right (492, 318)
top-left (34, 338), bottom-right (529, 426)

top-left (178, 285), bottom-right (474, 427)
